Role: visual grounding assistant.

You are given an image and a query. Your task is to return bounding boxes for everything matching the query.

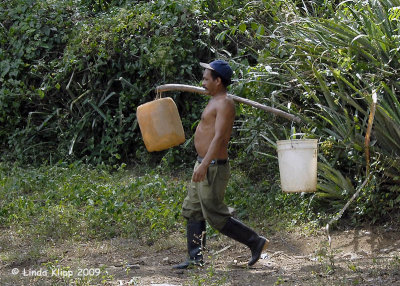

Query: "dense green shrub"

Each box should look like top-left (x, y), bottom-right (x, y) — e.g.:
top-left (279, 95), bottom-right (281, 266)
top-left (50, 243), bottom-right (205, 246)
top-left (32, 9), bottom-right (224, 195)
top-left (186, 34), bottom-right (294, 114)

top-left (0, 0), bottom-right (75, 160)
top-left (1, 0), bottom-right (242, 165)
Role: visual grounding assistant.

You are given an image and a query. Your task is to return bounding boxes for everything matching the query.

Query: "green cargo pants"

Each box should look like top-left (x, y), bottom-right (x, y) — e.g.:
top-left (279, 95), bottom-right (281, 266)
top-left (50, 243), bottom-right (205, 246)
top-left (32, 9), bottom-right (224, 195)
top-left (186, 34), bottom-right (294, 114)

top-left (182, 160), bottom-right (232, 230)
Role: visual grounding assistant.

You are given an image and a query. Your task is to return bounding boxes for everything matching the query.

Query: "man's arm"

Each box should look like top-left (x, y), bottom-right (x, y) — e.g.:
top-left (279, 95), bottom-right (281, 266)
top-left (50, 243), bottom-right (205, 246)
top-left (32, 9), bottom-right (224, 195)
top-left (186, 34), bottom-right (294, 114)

top-left (192, 99), bottom-right (235, 182)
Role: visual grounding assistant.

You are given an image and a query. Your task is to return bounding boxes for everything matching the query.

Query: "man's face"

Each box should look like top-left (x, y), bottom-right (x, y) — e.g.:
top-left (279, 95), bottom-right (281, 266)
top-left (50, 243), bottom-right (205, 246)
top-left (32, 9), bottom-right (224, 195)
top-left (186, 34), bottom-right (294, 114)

top-left (202, 69), bottom-right (218, 94)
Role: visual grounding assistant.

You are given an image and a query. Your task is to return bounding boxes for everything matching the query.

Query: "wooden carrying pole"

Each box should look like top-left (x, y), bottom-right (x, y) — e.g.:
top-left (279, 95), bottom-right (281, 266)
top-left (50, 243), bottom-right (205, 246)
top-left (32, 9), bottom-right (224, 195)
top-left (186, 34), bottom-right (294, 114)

top-left (156, 84), bottom-right (301, 123)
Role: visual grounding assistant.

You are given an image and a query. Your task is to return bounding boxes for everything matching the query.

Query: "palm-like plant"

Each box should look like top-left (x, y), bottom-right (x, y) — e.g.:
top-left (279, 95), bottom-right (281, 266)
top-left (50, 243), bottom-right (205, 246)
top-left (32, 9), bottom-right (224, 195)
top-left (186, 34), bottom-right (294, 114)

top-left (286, 0), bottom-right (400, 211)
top-left (238, 0), bottom-right (400, 217)
top-left (291, 0), bottom-right (400, 153)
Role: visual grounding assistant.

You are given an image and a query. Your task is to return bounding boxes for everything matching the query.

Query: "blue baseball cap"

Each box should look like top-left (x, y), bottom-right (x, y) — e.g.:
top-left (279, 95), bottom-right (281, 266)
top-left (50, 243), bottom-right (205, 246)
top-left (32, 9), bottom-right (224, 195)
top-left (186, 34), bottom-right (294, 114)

top-left (200, 60), bottom-right (233, 85)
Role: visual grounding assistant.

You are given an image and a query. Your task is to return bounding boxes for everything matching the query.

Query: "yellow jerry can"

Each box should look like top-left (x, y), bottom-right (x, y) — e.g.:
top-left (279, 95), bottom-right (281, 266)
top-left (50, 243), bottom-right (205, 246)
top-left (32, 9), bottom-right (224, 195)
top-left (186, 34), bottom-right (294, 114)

top-left (137, 97), bottom-right (185, 152)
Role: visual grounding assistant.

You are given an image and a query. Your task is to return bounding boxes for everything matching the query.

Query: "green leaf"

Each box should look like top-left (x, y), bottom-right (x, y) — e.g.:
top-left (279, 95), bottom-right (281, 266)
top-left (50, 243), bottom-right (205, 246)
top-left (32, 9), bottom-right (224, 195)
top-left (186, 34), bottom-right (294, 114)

top-left (239, 22), bottom-right (246, 32)
top-left (38, 89), bottom-right (45, 99)
top-left (256, 25), bottom-right (265, 37)
top-left (0, 60), bottom-right (10, 78)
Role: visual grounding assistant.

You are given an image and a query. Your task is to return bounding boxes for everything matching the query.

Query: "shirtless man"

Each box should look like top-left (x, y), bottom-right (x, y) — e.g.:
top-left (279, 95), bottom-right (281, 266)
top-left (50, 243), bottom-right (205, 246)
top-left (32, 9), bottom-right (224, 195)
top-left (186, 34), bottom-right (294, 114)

top-left (192, 65), bottom-right (235, 183)
top-left (173, 60), bottom-right (269, 269)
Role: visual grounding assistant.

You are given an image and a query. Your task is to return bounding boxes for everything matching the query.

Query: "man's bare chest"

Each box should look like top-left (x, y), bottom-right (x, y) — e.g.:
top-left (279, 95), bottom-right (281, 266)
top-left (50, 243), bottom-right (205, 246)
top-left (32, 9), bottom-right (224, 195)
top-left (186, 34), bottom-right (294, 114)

top-left (200, 103), bottom-right (217, 124)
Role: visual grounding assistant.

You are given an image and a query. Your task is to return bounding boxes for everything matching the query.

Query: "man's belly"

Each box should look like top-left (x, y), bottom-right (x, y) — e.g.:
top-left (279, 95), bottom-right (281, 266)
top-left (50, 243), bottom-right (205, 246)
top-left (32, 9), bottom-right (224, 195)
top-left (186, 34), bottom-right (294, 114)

top-left (194, 134), bottom-right (228, 159)
top-left (194, 134), bottom-right (211, 157)
top-left (194, 123), bottom-right (229, 159)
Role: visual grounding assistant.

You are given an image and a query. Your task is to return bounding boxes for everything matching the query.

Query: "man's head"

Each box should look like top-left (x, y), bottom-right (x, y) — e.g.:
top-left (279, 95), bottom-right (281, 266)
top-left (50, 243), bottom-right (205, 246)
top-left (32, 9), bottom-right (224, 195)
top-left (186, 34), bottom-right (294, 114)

top-left (200, 60), bottom-right (233, 88)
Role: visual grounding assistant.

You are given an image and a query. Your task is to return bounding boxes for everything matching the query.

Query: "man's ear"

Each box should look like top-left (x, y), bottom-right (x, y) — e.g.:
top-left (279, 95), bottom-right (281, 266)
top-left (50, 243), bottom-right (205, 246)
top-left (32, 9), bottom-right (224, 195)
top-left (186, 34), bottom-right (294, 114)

top-left (216, 76), bottom-right (222, 86)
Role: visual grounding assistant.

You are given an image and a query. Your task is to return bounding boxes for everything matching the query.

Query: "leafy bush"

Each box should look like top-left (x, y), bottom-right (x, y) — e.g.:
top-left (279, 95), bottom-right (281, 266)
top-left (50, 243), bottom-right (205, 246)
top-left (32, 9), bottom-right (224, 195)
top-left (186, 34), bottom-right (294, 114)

top-left (0, 0), bottom-right (76, 161)
top-left (0, 0), bottom-right (237, 165)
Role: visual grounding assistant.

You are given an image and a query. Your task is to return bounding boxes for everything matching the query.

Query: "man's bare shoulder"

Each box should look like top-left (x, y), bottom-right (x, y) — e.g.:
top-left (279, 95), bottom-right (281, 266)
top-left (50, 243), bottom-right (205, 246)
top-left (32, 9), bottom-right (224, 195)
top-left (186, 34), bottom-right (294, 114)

top-left (217, 95), bottom-right (235, 114)
top-left (212, 95), bottom-right (234, 107)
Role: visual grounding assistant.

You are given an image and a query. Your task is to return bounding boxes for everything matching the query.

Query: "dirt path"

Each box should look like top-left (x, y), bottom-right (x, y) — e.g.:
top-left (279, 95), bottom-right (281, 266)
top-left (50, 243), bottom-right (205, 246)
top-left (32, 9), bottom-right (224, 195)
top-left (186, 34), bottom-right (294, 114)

top-left (1, 227), bottom-right (399, 285)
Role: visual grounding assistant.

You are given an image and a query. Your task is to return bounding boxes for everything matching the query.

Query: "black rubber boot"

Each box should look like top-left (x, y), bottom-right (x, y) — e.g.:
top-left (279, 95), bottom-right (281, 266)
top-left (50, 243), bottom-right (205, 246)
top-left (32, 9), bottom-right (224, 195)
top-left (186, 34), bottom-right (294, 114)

top-left (173, 220), bottom-right (206, 269)
top-left (220, 217), bottom-right (269, 266)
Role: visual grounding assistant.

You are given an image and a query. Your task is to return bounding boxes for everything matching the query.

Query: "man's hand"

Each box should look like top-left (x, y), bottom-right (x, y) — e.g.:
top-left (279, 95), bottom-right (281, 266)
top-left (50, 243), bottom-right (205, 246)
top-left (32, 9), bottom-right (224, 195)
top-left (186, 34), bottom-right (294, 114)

top-left (192, 163), bottom-right (208, 182)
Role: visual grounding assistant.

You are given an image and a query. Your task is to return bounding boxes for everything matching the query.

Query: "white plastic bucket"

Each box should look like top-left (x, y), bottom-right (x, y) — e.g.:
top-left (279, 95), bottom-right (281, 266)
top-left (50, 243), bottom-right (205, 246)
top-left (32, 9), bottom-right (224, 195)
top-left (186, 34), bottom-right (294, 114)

top-left (276, 139), bottom-right (318, 193)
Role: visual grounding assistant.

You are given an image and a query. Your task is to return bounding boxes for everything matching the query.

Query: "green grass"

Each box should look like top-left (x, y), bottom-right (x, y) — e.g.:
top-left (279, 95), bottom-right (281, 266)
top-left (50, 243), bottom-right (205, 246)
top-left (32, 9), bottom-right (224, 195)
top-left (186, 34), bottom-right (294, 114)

top-left (0, 161), bottom-right (322, 244)
top-left (0, 162), bottom-right (188, 242)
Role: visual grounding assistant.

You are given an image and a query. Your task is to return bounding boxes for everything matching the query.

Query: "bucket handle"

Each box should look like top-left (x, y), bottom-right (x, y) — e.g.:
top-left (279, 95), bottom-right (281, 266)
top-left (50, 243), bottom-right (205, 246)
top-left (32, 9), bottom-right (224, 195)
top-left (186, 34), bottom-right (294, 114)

top-left (289, 133), bottom-right (306, 148)
top-left (289, 133), bottom-right (306, 139)
top-left (156, 90), bottom-right (163, 100)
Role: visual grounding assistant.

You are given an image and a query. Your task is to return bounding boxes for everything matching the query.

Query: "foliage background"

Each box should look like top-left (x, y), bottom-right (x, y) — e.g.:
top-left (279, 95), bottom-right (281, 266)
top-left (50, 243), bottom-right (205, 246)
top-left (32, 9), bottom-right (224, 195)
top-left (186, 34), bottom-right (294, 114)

top-left (1, 0), bottom-right (400, 227)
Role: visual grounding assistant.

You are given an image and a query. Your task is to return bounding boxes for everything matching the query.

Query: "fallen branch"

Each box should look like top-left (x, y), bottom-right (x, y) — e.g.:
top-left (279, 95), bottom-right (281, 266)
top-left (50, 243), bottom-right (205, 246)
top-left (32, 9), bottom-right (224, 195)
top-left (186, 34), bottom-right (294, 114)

top-left (213, 245), bottom-right (231, 255)
top-left (325, 94), bottom-right (377, 248)
top-left (156, 84), bottom-right (301, 123)
top-left (325, 175), bottom-right (370, 248)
